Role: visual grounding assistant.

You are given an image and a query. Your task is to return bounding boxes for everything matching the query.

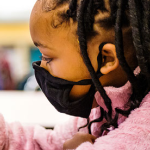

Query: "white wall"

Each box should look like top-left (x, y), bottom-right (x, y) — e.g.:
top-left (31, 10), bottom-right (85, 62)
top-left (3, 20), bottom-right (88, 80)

top-left (0, 91), bottom-right (70, 128)
top-left (0, 0), bottom-right (36, 22)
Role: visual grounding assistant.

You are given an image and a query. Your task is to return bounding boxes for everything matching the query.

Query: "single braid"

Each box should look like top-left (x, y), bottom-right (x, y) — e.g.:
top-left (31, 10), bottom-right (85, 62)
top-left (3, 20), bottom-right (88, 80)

top-left (142, 0), bottom-right (150, 64)
top-left (115, 0), bottom-right (139, 92)
top-left (129, 0), bottom-right (149, 74)
top-left (101, 111), bottom-right (118, 134)
top-left (115, 0), bottom-right (150, 116)
top-left (114, 0), bottom-right (142, 116)
top-left (88, 107), bottom-right (104, 134)
top-left (78, 118), bottom-right (90, 132)
top-left (128, 0), bottom-right (150, 95)
top-left (140, 0), bottom-right (150, 80)
top-left (78, 0), bottom-right (113, 121)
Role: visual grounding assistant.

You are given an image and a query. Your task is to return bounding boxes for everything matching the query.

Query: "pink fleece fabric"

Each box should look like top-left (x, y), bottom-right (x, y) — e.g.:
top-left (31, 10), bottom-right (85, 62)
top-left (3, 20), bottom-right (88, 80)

top-left (0, 68), bottom-right (150, 150)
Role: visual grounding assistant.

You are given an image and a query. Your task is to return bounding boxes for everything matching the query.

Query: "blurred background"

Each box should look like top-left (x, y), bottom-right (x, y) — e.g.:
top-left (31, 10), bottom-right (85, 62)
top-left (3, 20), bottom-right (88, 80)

top-left (0, 0), bottom-right (70, 128)
top-left (0, 0), bottom-right (40, 91)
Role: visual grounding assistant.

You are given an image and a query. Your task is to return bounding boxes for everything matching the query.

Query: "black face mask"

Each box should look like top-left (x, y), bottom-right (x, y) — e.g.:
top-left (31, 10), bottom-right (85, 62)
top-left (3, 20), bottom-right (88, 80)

top-left (32, 43), bottom-right (105, 118)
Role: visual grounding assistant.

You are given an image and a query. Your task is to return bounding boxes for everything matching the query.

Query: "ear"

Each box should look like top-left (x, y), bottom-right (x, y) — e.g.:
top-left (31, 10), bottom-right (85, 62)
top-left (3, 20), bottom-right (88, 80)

top-left (100, 43), bottom-right (119, 75)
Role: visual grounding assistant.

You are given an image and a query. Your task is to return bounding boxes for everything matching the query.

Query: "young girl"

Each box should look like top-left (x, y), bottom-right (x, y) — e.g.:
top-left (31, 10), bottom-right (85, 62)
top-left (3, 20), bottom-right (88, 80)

top-left (0, 0), bottom-right (150, 149)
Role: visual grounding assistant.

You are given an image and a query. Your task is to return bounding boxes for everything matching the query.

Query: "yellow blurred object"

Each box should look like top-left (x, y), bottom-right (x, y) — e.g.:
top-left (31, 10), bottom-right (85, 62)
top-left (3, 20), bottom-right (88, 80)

top-left (0, 22), bottom-right (33, 46)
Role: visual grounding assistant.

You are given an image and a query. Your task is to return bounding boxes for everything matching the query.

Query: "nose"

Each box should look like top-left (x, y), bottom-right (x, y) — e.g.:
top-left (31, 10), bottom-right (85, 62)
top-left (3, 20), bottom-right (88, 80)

top-left (40, 60), bottom-right (48, 71)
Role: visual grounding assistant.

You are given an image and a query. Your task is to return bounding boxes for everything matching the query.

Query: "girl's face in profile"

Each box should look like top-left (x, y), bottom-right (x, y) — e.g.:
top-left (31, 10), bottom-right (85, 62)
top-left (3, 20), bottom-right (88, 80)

top-left (29, 1), bottom-right (100, 102)
top-left (30, 0), bottom-right (130, 108)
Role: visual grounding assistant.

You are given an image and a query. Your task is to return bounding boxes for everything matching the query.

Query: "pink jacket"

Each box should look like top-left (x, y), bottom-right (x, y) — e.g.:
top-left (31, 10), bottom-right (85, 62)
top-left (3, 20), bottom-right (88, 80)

top-left (0, 71), bottom-right (150, 149)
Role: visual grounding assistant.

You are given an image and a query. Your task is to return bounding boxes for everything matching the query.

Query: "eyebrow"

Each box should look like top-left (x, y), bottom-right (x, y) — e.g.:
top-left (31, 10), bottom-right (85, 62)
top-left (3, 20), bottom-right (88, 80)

top-left (34, 41), bottom-right (48, 48)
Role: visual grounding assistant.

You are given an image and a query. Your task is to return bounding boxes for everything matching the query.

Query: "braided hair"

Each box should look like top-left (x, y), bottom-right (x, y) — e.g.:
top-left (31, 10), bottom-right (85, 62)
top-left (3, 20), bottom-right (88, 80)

top-left (41, 0), bottom-right (150, 135)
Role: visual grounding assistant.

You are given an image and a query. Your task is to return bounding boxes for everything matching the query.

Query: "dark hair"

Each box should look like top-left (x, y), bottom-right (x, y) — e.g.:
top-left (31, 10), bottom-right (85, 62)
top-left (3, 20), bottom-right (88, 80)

top-left (41, 0), bottom-right (150, 136)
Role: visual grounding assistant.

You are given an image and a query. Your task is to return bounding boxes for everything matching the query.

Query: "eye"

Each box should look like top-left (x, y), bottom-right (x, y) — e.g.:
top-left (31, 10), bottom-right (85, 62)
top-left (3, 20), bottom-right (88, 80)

top-left (39, 56), bottom-right (53, 65)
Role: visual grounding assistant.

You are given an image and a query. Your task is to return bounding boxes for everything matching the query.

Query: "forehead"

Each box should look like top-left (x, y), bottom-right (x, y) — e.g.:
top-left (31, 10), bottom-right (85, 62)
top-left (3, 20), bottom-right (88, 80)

top-left (30, 0), bottom-right (57, 32)
top-left (30, 0), bottom-right (69, 26)
top-left (35, 0), bottom-right (70, 12)
top-left (30, 1), bottom-right (77, 46)
top-left (39, 0), bottom-right (57, 12)
top-left (30, 1), bottom-right (55, 45)
top-left (30, 0), bottom-right (84, 50)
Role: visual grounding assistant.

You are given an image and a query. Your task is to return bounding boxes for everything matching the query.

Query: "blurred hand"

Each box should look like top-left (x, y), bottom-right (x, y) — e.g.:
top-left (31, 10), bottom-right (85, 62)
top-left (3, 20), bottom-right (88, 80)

top-left (63, 132), bottom-right (96, 150)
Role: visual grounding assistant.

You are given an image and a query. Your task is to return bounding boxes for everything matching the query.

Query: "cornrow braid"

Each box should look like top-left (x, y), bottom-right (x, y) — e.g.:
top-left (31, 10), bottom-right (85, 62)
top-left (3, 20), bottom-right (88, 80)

top-left (67, 0), bottom-right (77, 20)
top-left (42, 0), bottom-right (69, 11)
top-left (85, 0), bottom-right (94, 32)
top-left (85, 0), bottom-right (108, 34)
top-left (109, 0), bottom-right (117, 19)
top-left (90, 0), bottom-right (108, 16)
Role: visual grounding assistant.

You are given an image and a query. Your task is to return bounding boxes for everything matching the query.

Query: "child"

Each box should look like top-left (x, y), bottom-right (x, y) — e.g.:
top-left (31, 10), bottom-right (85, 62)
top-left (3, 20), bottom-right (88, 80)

top-left (0, 0), bottom-right (150, 149)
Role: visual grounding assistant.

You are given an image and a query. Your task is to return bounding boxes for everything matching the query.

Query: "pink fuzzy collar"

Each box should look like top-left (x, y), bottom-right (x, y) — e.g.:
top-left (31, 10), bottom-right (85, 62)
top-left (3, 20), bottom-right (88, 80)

top-left (89, 67), bottom-right (141, 136)
top-left (95, 67), bottom-right (140, 115)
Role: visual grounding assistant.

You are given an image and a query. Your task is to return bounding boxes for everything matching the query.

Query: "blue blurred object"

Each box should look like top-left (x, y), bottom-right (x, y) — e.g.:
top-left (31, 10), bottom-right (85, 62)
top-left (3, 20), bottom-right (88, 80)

top-left (17, 47), bottom-right (41, 91)
top-left (30, 47), bottom-right (41, 72)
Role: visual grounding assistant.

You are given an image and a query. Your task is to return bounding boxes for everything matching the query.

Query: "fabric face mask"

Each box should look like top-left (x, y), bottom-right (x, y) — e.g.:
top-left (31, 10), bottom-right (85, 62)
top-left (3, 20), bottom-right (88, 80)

top-left (32, 43), bottom-right (105, 118)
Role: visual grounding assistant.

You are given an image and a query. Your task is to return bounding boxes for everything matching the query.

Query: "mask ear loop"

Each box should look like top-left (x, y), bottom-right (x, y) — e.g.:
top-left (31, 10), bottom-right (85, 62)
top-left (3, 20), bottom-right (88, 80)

top-left (96, 42), bottom-right (108, 78)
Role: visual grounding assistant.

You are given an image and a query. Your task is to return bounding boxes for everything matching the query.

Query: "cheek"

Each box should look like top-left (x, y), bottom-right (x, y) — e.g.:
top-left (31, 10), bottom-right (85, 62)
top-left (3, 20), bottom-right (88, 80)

top-left (87, 43), bottom-right (100, 72)
top-left (41, 60), bottom-right (92, 101)
top-left (40, 58), bottom-right (92, 99)
top-left (69, 85), bottom-right (91, 100)
top-left (48, 56), bottom-right (90, 81)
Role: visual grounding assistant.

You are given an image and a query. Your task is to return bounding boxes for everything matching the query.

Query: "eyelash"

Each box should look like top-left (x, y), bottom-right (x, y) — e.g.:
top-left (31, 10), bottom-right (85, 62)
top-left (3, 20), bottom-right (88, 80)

top-left (39, 56), bottom-right (52, 65)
